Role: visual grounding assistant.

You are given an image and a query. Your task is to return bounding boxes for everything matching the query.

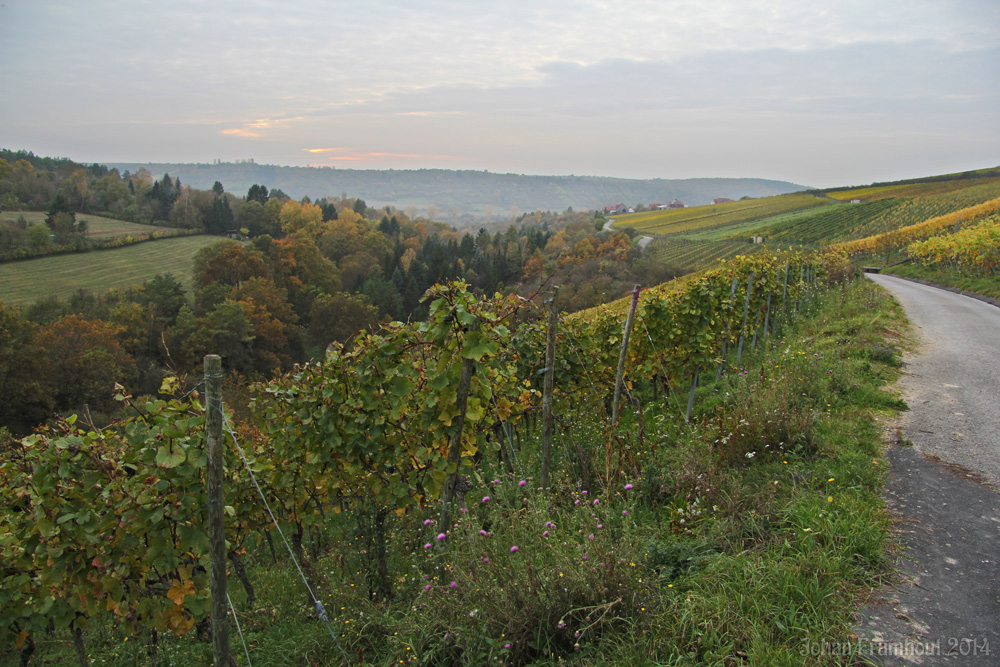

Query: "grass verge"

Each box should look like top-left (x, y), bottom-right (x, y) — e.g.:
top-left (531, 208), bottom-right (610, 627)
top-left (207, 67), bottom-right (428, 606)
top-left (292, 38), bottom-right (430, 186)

top-left (882, 263), bottom-right (1000, 301)
top-left (1, 276), bottom-right (908, 666)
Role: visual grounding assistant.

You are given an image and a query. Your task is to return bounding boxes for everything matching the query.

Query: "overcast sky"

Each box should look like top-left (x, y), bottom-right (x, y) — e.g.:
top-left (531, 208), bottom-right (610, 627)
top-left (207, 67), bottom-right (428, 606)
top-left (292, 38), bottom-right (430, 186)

top-left (1, 0), bottom-right (997, 188)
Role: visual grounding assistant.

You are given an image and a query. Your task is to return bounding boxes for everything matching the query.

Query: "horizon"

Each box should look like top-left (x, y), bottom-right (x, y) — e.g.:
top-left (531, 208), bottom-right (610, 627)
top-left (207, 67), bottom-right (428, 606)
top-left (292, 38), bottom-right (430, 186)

top-left (2, 1), bottom-right (998, 190)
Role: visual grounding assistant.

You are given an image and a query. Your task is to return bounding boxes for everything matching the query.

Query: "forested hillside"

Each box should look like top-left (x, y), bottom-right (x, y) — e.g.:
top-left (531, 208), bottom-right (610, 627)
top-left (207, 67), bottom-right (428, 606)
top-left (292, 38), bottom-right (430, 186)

top-left (107, 160), bottom-right (805, 218)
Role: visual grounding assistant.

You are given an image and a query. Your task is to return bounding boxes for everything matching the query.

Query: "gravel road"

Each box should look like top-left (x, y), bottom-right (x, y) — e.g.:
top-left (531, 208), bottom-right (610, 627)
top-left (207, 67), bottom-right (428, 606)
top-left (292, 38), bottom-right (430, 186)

top-left (856, 274), bottom-right (1000, 665)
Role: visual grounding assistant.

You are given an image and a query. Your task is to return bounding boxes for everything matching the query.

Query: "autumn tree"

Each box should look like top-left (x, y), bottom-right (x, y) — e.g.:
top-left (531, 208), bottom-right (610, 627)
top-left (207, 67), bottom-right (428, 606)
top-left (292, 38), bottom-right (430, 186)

top-left (0, 302), bottom-right (53, 434)
top-left (37, 315), bottom-right (137, 414)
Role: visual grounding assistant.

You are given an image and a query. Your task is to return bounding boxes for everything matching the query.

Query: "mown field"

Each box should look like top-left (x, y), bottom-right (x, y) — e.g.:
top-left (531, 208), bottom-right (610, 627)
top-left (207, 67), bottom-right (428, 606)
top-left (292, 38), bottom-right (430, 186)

top-left (0, 234), bottom-right (221, 306)
top-left (0, 211), bottom-right (174, 239)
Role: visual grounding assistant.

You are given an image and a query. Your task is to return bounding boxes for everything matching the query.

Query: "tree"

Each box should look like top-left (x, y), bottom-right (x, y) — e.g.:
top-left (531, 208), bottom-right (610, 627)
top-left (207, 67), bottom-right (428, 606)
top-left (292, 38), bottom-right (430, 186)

top-left (212, 181), bottom-right (225, 196)
top-left (353, 198), bottom-right (368, 216)
top-left (0, 302), bottom-right (53, 434)
top-left (192, 240), bottom-right (269, 288)
top-left (306, 292), bottom-right (380, 351)
top-left (246, 183), bottom-right (269, 204)
top-left (204, 196), bottom-right (234, 234)
top-left (278, 200), bottom-right (324, 238)
top-left (38, 315), bottom-right (137, 414)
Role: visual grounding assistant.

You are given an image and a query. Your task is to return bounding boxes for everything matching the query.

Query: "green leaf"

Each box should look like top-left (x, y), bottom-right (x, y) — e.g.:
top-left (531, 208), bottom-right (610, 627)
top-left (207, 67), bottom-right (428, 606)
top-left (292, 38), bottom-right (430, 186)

top-left (155, 444), bottom-right (187, 469)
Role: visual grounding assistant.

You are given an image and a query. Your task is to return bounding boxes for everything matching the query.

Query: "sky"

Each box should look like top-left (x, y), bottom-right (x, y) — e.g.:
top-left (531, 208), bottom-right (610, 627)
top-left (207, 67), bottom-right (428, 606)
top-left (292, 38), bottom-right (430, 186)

top-left (1, 0), bottom-right (998, 188)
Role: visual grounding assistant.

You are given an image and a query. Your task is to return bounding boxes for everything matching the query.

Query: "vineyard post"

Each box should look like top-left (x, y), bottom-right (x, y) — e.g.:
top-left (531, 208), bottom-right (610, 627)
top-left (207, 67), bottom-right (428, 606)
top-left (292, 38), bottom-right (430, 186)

top-left (685, 366), bottom-right (699, 423)
top-left (761, 291), bottom-right (772, 347)
top-left (439, 332), bottom-right (477, 534)
top-left (780, 262), bottom-right (789, 328)
top-left (735, 272), bottom-right (754, 369)
top-left (540, 289), bottom-right (559, 492)
top-left (204, 354), bottom-right (231, 667)
top-left (611, 286), bottom-right (640, 429)
top-left (715, 276), bottom-right (739, 382)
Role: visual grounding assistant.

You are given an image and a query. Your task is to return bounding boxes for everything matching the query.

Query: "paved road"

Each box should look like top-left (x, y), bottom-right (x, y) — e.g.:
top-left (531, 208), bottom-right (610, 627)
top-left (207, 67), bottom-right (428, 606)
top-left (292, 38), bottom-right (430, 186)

top-left (867, 274), bottom-right (1000, 486)
top-left (602, 218), bottom-right (653, 250)
top-left (857, 274), bottom-right (1000, 665)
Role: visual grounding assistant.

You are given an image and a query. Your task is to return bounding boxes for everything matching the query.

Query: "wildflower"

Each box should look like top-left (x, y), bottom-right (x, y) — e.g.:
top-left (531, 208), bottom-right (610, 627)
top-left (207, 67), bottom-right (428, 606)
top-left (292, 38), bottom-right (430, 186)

top-left (622, 510), bottom-right (628, 515)
top-left (828, 496), bottom-right (834, 503)
top-left (518, 480), bottom-right (527, 487)
top-left (574, 500), bottom-right (581, 505)
top-left (423, 519), bottom-right (434, 526)
top-left (483, 557), bottom-right (490, 563)
top-left (437, 533), bottom-right (446, 540)
top-left (624, 484), bottom-right (633, 490)
top-left (450, 582), bottom-right (458, 588)
top-left (504, 643), bottom-right (511, 649)
top-left (511, 546), bottom-right (519, 553)
top-left (482, 496), bottom-right (491, 503)
top-left (543, 531), bottom-right (549, 537)
top-left (597, 524), bottom-right (603, 529)
top-left (593, 499), bottom-right (600, 505)
top-left (557, 621), bottom-right (566, 629)
top-left (425, 584), bottom-right (431, 590)
top-left (424, 543), bottom-right (431, 549)
top-left (479, 529), bottom-right (488, 536)
top-left (828, 477), bottom-right (835, 482)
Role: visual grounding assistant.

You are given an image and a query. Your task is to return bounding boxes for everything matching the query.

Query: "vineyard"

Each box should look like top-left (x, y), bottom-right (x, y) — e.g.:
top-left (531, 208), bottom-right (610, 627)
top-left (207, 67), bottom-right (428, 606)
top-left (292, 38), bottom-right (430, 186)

top-left (825, 171), bottom-right (1000, 201)
top-left (832, 197), bottom-right (1000, 262)
top-left (906, 214), bottom-right (1000, 276)
top-left (644, 237), bottom-right (767, 272)
top-left (1, 248), bottom-right (904, 667)
top-left (745, 198), bottom-right (902, 245)
top-left (612, 194), bottom-right (829, 236)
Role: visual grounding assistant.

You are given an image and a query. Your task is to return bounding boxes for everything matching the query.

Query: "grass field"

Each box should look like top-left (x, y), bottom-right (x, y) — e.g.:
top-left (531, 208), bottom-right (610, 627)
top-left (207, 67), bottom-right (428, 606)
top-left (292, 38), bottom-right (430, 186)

top-left (0, 211), bottom-right (172, 239)
top-left (0, 235), bottom-right (221, 306)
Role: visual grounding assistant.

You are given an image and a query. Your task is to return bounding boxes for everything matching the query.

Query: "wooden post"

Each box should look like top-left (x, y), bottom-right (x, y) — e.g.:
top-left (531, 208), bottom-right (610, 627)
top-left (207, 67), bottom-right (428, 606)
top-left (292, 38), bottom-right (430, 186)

top-left (715, 276), bottom-right (739, 381)
top-left (439, 340), bottom-right (476, 534)
top-left (735, 272), bottom-right (754, 368)
top-left (204, 354), bottom-right (230, 667)
top-left (685, 366), bottom-right (699, 423)
top-left (540, 288), bottom-right (559, 492)
top-left (611, 286), bottom-right (640, 429)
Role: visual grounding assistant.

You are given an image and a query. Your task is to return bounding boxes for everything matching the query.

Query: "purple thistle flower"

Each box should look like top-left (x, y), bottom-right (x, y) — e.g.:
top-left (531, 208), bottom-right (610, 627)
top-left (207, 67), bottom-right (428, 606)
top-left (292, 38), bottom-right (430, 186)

top-left (542, 531), bottom-right (549, 537)
top-left (425, 584), bottom-right (431, 590)
top-left (450, 581), bottom-right (458, 588)
top-left (510, 545), bottom-right (519, 553)
top-left (479, 529), bottom-right (488, 536)
top-left (625, 484), bottom-right (633, 490)
top-left (437, 533), bottom-right (446, 541)
top-left (482, 496), bottom-right (490, 503)
top-left (424, 543), bottom-right (432, 549)
top-left (518, 480), bottom-right (526, 487)
top-left (423, 519), bottom-right (433, 525)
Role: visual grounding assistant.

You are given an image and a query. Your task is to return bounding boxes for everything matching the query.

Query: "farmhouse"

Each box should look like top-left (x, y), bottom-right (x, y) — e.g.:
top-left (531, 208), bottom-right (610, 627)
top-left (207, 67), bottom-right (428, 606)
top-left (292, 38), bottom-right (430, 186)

top-left (668, 199), bottom-right (685, 209)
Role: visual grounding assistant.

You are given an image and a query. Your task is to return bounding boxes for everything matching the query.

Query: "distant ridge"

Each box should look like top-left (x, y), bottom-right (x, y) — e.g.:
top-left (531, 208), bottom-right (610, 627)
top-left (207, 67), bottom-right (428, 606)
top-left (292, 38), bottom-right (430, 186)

top-left (106, 162), bottom-right (806, 214)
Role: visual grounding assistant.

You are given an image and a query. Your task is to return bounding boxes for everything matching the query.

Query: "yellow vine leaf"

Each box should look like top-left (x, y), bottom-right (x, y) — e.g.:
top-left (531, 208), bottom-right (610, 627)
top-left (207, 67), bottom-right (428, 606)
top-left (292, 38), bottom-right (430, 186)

top-left (166, 579), bottom-right (195, 606)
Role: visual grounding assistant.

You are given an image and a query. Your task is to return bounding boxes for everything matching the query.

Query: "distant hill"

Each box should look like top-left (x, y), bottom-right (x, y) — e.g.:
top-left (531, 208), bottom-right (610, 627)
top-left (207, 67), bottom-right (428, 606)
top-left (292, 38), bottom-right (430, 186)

top-left (105, 162), bottom-right (806, 215)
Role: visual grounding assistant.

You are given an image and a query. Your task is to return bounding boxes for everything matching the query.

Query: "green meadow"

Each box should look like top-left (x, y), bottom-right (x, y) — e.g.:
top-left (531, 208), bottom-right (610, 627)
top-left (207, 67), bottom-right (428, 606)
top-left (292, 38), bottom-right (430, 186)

top-left (0, 235), bottom-right (222, 306)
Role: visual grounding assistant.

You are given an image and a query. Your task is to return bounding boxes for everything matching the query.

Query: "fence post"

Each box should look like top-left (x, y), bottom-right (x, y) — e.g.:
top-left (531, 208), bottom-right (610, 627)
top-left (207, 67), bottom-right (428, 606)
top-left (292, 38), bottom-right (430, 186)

top-left (204, 354), bottom-right (230, 667)
top-left (611, 286), bottom-right (640, 429)
top-left (685, 366), bottom-right (699, 423)
top-left (540, 288), bottom-right (559, 492)
top-left (735, 272), bottom-right (754, 368)
top-left (715, 276), bottom-right (739, 381)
